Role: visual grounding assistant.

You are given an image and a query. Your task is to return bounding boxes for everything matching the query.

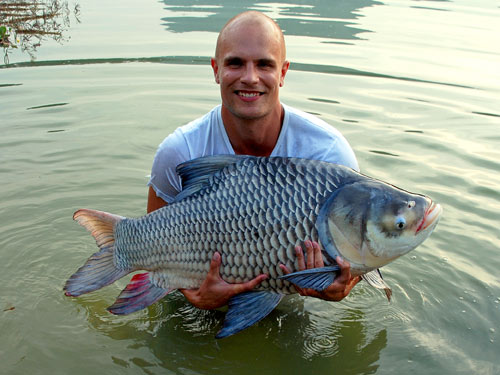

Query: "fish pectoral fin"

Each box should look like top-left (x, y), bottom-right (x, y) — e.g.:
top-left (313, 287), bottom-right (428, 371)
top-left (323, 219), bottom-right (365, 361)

top-left (278, 266), bottom-right (340, 291)
top-left (216, 291), bottom-right (283, 339)
top-left (107, 272), bottom-right (173, 315)
top-left (361, 269), bottom-right (392, 302)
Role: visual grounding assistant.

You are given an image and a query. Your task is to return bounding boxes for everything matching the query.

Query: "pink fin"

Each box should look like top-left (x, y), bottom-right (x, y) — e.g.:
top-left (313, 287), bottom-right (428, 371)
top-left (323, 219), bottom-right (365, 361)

top-left (107, 272), bottom-right (172, 315)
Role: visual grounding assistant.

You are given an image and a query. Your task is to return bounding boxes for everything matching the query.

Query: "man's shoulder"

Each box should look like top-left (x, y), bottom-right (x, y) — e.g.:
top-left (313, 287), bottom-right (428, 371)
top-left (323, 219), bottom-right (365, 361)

top-left (157, 106), bottom-right (220, 148)
top-left (155, 104), bottom-right (233, 161)
top-left (175, 105), bottom-right (221, 136)
top-left (279, 104), bottom-right (359, 171)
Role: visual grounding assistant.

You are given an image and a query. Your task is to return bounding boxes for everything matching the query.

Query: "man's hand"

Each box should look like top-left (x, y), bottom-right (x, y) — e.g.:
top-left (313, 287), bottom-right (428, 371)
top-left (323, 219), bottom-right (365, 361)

top-left (179, 252), bottom-right (268, 310)
top-left (279, 240), bottom-right (360, 301)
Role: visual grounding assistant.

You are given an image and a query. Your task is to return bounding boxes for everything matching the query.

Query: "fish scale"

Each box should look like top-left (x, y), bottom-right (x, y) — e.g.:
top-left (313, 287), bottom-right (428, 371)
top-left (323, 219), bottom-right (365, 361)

top-left (113, 157), bottom-right (345, 293)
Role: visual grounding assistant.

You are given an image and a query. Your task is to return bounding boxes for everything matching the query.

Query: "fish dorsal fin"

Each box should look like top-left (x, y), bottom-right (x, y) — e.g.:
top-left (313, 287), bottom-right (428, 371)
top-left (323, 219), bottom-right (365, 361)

top-left (174, 155), bottom-right (249, 202)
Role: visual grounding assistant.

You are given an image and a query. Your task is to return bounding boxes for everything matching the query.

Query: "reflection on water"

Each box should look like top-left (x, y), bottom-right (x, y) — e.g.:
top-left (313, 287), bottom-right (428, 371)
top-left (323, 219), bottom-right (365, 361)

top-left (77, 292), bottom-right (386, 374)
top-left (411, 0), bottom-right (450, 12)
top-left (0, 0), bottom-right (80, 64)
top-left (1, 0), bottom-right (500, 373)
top-left (161, 0), bottom-right (382, 41)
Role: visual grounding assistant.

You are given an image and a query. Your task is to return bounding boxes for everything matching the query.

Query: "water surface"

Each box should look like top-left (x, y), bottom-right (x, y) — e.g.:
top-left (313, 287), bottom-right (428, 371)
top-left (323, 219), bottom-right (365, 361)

top-left (1, 1), bottom-right (500, 374)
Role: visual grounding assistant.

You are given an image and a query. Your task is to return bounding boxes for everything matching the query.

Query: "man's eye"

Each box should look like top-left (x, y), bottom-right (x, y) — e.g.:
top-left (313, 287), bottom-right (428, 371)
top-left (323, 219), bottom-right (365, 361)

top-left (227, 59), bottom-right (242, 67)
top-left (258, 61), bottom-right (273, 68)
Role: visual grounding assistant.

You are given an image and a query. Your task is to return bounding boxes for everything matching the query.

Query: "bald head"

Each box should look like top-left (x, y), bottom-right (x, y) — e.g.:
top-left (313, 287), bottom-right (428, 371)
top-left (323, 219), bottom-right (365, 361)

top-left (210, 11), bottom-right (290, 127)
top-left (215, 11), bottom-right (286, 63)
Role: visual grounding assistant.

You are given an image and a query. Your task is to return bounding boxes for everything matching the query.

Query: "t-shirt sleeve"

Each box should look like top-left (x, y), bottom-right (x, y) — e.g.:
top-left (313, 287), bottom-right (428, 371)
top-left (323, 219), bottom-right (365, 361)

top-left (321, 134), bottom-right (359, 172)
top-left (147, 130), bottom-right (190, 204)
top-left (275, 105), bottom-right (360, 172)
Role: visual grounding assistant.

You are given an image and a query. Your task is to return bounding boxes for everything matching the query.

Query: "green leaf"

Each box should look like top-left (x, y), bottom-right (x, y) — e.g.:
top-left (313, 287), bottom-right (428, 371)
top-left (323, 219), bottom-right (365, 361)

top-left (0, 26), bottom-right (7, 38)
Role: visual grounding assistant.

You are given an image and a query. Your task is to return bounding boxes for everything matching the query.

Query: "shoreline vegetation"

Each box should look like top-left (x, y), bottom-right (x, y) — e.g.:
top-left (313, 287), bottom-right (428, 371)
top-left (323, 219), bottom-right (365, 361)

top-left (0, 0), bottom-right (80, 64)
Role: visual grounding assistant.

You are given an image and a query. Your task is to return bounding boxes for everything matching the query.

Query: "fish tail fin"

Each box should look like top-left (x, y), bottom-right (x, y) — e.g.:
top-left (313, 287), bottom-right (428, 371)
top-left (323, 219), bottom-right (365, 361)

top-left (64, 209), bottom-right (129, 297)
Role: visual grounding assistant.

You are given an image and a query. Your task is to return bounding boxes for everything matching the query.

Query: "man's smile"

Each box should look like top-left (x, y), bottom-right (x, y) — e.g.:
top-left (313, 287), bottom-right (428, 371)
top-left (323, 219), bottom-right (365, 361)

top-left (235, 90), bottom-right (264, 101)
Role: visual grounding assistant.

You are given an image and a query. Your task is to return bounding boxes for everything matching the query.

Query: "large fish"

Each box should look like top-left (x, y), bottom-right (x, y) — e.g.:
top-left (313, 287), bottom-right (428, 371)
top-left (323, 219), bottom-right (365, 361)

top-left (64, 155), bottom-right (442, 338)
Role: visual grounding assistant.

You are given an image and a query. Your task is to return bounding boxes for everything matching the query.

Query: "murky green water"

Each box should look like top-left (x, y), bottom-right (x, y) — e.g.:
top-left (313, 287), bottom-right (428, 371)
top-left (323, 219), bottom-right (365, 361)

top-left (1, 1), bottom-right (500, 374)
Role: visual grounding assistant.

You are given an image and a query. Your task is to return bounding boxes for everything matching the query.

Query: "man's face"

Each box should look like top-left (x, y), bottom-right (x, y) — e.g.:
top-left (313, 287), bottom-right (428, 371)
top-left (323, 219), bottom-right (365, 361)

top-left (212, 19), bottom-right (289, 121)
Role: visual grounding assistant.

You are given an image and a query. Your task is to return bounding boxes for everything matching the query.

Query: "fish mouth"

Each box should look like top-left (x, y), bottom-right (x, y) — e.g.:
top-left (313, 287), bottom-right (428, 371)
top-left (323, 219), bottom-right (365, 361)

top-left (416, 201), bottom-right (442, 233)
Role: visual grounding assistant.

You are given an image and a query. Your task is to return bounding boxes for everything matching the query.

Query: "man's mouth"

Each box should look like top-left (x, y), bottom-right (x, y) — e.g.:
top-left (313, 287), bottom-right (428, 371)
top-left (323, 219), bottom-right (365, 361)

top-left (235, 90), bottom-right (263, 100)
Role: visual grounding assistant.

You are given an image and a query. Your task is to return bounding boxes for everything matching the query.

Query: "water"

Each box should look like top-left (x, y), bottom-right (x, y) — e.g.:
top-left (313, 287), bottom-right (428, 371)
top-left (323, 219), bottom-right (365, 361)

top-left (1, 0), bottom-right (499, 374)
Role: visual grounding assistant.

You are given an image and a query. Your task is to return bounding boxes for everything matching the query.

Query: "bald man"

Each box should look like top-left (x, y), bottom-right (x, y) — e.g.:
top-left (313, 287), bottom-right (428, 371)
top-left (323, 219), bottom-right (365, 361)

top-left (147, 11), bottom-right (361, 309)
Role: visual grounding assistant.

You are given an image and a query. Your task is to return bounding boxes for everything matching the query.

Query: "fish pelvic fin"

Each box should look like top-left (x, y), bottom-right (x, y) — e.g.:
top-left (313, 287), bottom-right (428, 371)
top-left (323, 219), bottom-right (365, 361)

top-left (108, 272), bottom-right (173, 315)
top-left (216, 291), bottom-right (284, 339)
top-left (64, 209), bottom-right (129, 297)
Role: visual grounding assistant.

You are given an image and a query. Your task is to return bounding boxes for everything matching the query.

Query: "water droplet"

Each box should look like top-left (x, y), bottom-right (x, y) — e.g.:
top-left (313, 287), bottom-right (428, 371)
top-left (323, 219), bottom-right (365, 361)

top-left (459, 296), bottom-right (464, 300)
top-left (490, 328), bottom-right (495, 333)
top-left (411, 255), bottom-right (417, 260)
top-left (442, 257), bottom-right (448, 262)
top-left (462, 310), bottom-right (466, 313)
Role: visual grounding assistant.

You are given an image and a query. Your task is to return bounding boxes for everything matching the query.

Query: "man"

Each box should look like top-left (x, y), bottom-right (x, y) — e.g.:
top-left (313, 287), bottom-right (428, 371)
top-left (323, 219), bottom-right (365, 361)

top-left (147, 11), bottom-right (361, 309)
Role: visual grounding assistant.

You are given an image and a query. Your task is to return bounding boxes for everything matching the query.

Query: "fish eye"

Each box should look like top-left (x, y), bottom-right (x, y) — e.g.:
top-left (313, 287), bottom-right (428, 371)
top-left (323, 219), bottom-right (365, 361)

top-left (407, 201), bottom-right (416, 209)
top-left (395, 217), bottom-right (406, 230)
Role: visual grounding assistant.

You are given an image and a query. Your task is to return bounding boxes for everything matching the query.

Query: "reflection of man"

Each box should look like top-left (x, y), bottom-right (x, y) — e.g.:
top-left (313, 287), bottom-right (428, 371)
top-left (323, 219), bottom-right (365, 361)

top-left (147, 11), bottom-right (361, 309)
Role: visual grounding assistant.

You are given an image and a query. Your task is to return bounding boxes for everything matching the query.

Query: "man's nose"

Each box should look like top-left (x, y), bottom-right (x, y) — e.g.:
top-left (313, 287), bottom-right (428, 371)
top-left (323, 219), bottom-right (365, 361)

top-left (240, 62), bottom-right (259, 84)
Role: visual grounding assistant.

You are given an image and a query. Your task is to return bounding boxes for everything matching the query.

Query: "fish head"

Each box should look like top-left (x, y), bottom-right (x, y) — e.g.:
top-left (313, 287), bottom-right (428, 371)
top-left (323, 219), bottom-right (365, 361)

top-left (317, 179), bottom-right (442, 271)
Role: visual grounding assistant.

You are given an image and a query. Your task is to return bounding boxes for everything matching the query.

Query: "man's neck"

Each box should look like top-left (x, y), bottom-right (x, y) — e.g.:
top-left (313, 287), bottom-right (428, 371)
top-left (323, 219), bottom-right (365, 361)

top-left (221, 104), bottom-right (284, 157)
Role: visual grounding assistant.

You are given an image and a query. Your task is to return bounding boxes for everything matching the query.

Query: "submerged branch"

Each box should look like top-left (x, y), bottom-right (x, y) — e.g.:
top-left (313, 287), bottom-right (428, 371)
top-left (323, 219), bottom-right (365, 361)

top-left (0, 0), bottom-right (80, 63)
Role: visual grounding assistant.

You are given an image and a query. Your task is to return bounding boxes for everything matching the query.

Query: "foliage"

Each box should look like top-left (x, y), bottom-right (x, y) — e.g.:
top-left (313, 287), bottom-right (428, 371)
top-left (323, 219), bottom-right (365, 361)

top-left (0, 0), bottom-right (80, 64)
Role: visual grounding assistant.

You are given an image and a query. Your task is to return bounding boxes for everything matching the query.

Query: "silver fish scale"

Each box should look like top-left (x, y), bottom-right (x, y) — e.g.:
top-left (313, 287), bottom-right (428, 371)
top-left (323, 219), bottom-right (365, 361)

top-left (114, 157), bottom-right (350, 294)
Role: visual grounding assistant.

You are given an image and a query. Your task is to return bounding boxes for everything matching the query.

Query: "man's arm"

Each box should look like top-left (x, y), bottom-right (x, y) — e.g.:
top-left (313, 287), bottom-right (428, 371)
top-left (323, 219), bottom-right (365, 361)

top-left (147, 186), bottom-right (168, 213)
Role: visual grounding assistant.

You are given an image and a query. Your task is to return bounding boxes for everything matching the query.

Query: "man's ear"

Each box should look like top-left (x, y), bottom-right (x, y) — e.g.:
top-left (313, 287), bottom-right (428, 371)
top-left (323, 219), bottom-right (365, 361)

top-left (279, 60), bottom-right (290, 87)
top-left (211, 58), bottom-right (220, 84)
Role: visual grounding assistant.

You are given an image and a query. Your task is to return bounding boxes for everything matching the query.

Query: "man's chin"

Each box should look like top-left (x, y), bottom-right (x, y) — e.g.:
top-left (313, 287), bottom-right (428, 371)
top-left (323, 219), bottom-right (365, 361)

top-left (228, 107), bottom-right (268, 121)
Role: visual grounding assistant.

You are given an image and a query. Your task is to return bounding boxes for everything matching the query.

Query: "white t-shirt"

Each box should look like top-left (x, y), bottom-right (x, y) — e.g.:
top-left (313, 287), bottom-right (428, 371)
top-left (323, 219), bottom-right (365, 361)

top-left (148, 104), bottom-right (359, 203)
